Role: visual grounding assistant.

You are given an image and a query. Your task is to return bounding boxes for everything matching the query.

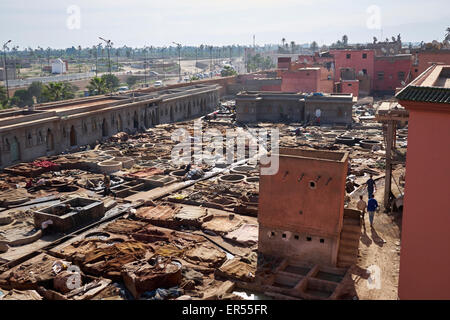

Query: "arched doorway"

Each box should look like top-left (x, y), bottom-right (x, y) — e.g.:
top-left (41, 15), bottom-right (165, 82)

top-left (144, 109), bottom-right (149, 128)
top-left (118, 115), bottom-right (123, 132)
top-left (170, 107), bottom-right (174, 122)
top-left (133, 111), bottom-right (139, 129)
top-left (102, 118), bottom-right (108, 137)
top-left (70, 125), bottom-right (77, 146)
top-left (11, 136), bottom-right (20, 162)
top-left (46, 129), bottom-right (54, 151)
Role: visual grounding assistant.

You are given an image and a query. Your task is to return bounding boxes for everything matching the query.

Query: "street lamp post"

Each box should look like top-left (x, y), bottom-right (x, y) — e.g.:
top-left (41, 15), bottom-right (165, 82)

top-left (172, 42), bottom-right (181, 82)
top-left (2, 40), bottom-right (12, 99)
top-left (162, 47), bottom-right (166, 80)
top-left (209, 46), bottom-right (213, 78)
top-left (12, 45), bottom-right (19, 80)
top-left (195, 47), bottom-right (198, 73)
top-left (143, 46), bottom-right (149, 85)
top-left (95, 43), bottom-right (101, 77)
top-left (99, 37), bottom-right (113, 74)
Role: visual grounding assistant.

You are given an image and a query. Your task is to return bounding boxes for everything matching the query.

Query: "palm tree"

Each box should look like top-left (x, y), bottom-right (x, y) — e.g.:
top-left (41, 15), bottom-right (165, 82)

top-left (311, 41), bottom-right (318, 52)
top-left (0, 85), bottom-right (7, 105)
top-left (290, 41), bottom-right (296, 53)
top-left (282, 38), bottom-right (286, 48)
top-left (445, 27), bottom-right (450, 41)
top-left (342, 35), bottom-right (348, 46)
top-left (42, 82), bottom-right (74, 102)
top-left (78, 45), bottom-right (82, 72)
top-left (87, 77), bottom-right (107, 95)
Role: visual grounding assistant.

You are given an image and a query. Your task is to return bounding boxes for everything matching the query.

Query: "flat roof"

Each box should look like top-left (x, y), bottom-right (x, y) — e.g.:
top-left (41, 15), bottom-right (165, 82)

top-left (44, 99), bottom-right (118, 112)
top-left (278, 148), bottom-right (348, 163)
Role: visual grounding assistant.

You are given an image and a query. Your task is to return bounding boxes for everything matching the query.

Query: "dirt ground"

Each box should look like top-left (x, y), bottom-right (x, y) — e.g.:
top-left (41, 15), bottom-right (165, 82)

top-left (348, 171), bottom-right (403, 300)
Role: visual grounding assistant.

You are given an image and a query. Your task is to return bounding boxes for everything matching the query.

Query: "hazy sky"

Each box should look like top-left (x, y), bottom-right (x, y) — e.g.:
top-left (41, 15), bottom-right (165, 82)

top-left (1, 0), bottom-right (449, 49)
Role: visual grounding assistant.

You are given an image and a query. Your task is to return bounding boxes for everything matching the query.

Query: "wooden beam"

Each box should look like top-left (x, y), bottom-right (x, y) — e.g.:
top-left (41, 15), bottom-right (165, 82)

top-left (384, 121), bottom-right (394, 210)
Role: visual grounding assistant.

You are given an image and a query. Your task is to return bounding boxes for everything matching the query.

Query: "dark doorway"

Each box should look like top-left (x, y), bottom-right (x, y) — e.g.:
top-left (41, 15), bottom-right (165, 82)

top-left (102, 118), bottom-right (108, 137)
top-left (118, 114), bottom-right (123, 132)
top-left (46, 129), bottom-right (54, 151)
top-left (133, 111), bottom-right (139, 129)
top-left (11, 136), bottom-right (20, 162)
top-left (70, 125), bottom-right (77, 146)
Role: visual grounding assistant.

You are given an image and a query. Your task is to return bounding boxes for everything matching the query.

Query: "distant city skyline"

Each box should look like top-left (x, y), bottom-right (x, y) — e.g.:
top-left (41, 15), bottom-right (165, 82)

top-left (0, 0), bottom-right (449, 49)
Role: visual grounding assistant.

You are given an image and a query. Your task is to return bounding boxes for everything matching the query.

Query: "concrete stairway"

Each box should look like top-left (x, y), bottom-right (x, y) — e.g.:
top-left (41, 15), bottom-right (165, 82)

top-left (337, 209), bottom-right (362, 268)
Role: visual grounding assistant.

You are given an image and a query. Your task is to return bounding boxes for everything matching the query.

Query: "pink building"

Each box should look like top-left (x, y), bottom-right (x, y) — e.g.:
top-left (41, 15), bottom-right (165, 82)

top-left (340, 79), bottom-right (359, 97)
top-left (396, 65), bottom-right (450, 299)
top-left (330, 49), bottom-right (375, 88)
top-left (373, 54), bottom-right (412, 95)
top-left (280, 68), bottom-right (320, 93)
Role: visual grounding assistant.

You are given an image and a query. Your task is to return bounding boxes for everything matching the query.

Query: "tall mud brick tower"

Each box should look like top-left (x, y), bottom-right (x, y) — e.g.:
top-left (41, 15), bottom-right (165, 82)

top-left (258, 148), bottom-right (349, 266)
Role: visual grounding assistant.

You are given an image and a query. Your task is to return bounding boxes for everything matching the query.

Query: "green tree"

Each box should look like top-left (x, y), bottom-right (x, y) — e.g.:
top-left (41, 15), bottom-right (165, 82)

top-left (311, 41), bottom-right (318, 52)
top-left (290, 41), bottom-right (296, 53)
top-left (342, 35), bottom-right (348, 46)
top-left (12, 89), bottom-right (33, 107)
top-left (221, 66), bottom-right (237, 77)
top-left (87, 77), bottom-right (107, 95)
top-left (0, 86), bottom-right (7, 107)
top-left (126, 76), bottom-right (139, 88)
top-left (42, 82), bottom-right (76, 102)
top-left (27, 81), bottom-right (44, 103)
top-left (101, 74), bottom-right (120, 92)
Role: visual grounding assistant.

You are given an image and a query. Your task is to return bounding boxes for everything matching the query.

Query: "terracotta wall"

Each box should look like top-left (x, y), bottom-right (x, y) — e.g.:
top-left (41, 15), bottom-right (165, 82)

top-left (258, 149), bottom-right (348, 265)
top-left (398, 103), bottom-right (450, 299)
top-left (340, 80), bottom-right (359, 97)
top-left (330, 49), bottom-right (375, 89)
top-left (373, 56), bottom-right (412, 94)
top-left (280, 69), bottom-right (320, 93)
top-left (411, 51), bottom-right (450, 79)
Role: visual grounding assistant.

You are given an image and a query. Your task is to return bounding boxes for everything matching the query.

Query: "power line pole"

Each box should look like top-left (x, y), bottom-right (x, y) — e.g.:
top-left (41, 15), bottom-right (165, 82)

top-left (209, 46), bottom-right (213, 78)
top-left (99, 37), bottom-right (113, 74)
top-left (172, 42), bottom-right (181, 82)
top-left (95, 43), bottom-right (101, 77)
top-left (2, 40), bottom-right (12, 100)
top-left (143, 46), bottom-right (149, 85)
top-left (195, 46), bottom-right (198, 73)
top-left (162, 46), bottom-right (166, 80)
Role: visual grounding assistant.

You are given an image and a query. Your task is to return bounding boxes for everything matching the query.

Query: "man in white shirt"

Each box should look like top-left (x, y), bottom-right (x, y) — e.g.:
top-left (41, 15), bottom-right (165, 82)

top-left (357, 195), bottom-right (367, 229)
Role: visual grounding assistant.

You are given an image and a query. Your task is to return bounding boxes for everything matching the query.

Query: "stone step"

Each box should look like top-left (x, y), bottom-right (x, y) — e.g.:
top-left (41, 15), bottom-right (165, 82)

top-left (342, 224), bottom-right (362, 234)
top-left (343, 218), bottom-right (361, 226)
top-left (340, 238), bottom-right (360, 249)
top-left (338, 245), bottom-right (359, 257)
top-left (337, 255), bottom-right (357, 267)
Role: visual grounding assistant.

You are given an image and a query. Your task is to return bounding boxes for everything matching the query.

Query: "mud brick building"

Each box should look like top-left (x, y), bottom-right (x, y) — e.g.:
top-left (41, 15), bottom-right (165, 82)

top-left (258, 148), bottom-right (349, 266)
top-left (235, 91), bottom-right (355, 124)
top-left (0, 84), bottom-right (220, 168)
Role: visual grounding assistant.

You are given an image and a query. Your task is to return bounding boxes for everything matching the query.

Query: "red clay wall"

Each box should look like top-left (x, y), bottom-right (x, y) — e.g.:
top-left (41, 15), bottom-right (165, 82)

top-left (280, 69), bottom-right (320, 93)
top-left (258, 150), bottom-right (348, 237)
top-left (373, 56), bottom-right (412, 93)
top-left (411, 51), bottom-right (450, 79)
top-left (340, 80), bottom-right (359, 97)
top-left (277, 57), bottom-right (292, 70)
top-left (331, 49), bottom-right (375, 89)
top-left (398, 103), bottom-right (450, 299)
